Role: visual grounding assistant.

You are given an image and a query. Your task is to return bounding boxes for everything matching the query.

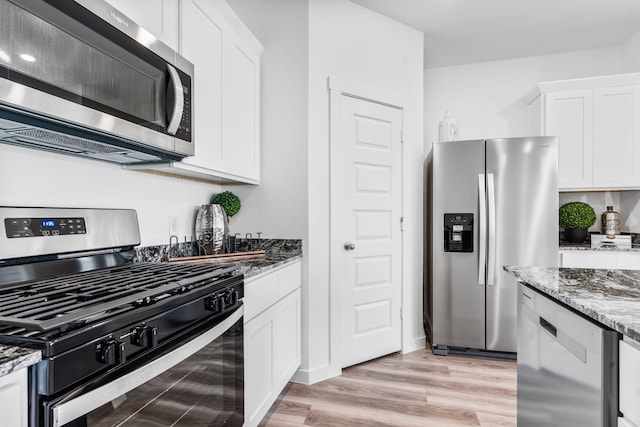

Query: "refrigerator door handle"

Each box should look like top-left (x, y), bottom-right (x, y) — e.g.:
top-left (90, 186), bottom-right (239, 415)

top-left (478, 174), bottom-right (486, 285)
top-left (487, 173), bottom-right (496, 286)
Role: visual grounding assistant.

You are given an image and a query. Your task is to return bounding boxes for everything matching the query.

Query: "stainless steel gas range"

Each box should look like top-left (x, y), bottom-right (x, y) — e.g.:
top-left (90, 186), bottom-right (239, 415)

top-left (0, 207), bottom-right (244, 427)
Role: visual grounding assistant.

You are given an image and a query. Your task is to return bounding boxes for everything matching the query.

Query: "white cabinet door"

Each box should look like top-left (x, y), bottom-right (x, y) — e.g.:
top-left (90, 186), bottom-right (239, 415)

top-left (592, 86), bottom-right (640, 189)
top-left (179, 0), bottom-right (224, 171)
top-left (105, 0), bottom-right (179, 51)
top-left (545, 90), bottom-right (593, 189)
top-left (0, 368), bottom-right (28, 427)
top-left (560, 251), bottom-right (616, 269)
top-left (273, 289), bottom-right (301, 389)
top-left (222, 37), bottom-right (261, 182)
top-left (245, 310), bottom-right (275, 427)
top-left (620, 338), bottom-right (640, 427)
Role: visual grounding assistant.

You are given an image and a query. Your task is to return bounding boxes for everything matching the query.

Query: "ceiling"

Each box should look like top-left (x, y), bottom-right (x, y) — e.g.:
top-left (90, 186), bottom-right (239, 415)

top-left (349, 0), bottom-right (640, 68)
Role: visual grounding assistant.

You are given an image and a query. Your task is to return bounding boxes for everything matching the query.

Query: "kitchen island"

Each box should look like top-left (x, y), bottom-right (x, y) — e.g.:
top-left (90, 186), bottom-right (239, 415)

top-left (505, 265), bottom-right (640, 427)
top-left (504, 266), bottom-right (640, 341)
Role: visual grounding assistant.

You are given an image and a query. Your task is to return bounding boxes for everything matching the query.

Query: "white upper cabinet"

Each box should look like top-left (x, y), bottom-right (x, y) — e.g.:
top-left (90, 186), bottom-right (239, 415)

top-left (592, 86), bottom-right (640, 188)
top-left (545, 90), bottom-right (594, 189)
top-left (177, 0), bottom-right (263, 184)
top-left (104, 0), bottom-right (179, 51)
top-left (124, 0), bottom-right (263, 184)
top-left (179, 0), bottom-right (224, 172)
top-left (526, 73), bottom-right (640, 191)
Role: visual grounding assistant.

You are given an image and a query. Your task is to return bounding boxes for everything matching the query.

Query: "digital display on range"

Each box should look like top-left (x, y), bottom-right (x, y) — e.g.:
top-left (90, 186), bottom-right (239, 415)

top-left (4, 217), bottom-right (86, 238)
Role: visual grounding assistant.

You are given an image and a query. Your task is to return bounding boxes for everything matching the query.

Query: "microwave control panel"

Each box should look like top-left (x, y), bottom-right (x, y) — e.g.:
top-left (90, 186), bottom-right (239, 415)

top-left (4, 217), bottom-right (86, 238)
top-left (174, 69), bottom-right (192, 142)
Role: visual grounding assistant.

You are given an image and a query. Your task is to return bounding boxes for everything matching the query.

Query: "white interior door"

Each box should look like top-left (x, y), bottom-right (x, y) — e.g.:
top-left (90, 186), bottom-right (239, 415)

top-left (331, 93), bottom-right (403, 368)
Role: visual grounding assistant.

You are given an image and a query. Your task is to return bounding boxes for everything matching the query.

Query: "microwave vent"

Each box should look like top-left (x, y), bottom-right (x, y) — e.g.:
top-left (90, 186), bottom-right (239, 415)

top-left (7, 128), bottom-right (122, 154)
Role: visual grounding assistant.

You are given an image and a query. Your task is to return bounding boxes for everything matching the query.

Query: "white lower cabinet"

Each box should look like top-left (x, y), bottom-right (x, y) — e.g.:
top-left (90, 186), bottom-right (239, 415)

top-left (0, 368), bottom-right (28, 427)
top-left (244, 262), bottom-right (301, 427)
top-left (559, 250), bottom-right (640, 269)
top-left (619, 337), bottom-right (640, 427)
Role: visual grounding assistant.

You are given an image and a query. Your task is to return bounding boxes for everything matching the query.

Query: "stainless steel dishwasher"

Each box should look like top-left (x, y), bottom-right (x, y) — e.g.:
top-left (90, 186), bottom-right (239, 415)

top-left (517, 283), bottom-right (619, 427)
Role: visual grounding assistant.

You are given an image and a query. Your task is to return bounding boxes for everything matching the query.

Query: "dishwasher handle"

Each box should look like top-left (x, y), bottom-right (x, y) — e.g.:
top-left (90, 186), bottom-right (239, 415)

top-left (539, 317), bottom-right (557, 338)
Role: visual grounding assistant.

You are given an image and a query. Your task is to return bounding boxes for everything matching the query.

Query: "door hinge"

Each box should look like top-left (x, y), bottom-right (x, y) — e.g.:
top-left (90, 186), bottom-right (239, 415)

top-left (400, 308), bottom-right (403, 320)
top-left (400, 216), bottom-right (404, 231)
top-left (400, 131), bottom-right (404, 143)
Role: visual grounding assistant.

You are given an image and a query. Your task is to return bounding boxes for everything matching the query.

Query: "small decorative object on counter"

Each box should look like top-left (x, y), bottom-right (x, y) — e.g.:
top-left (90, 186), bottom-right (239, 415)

top-left (211, 191), bottom-right (241, 218)
top-left (601, 205), bottom-right (621, 237)
top-left (438, 110), bottom-right (458, 142)
top-left (195, 204), bottom-right (228, 255)
top-left (209, 191), bottom-right (240, 253)
top-left (559, 201), bottom-right (597, 243)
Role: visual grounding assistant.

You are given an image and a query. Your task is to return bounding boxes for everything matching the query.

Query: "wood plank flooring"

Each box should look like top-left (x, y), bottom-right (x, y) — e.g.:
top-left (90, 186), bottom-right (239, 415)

top-left (261, 348), bottom-right (516, 427)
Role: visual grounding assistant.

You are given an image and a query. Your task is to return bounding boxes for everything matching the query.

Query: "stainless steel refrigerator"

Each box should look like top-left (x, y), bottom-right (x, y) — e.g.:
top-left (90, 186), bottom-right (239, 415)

top-left (428, 137), bottom-right (558, 355)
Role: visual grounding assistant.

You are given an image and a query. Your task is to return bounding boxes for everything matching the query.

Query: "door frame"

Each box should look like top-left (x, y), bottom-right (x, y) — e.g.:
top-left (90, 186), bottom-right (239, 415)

top-left (328, 76), bottom-right (407, 372)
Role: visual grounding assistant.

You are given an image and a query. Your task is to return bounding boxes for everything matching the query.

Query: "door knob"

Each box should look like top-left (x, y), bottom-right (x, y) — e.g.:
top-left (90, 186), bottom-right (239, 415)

top-left (344, 242), bottom-right (356, 251)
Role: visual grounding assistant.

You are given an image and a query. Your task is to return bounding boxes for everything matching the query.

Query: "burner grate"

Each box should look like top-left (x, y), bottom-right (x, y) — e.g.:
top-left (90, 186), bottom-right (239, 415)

top-left (0, 262), bottom-right (237, 332)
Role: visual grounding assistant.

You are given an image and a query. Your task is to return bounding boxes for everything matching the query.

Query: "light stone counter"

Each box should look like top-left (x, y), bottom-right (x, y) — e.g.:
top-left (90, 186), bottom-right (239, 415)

top-left (505, 266), bottom-right (640, 342)
top-left (0, 344), bottom-right (41, 378)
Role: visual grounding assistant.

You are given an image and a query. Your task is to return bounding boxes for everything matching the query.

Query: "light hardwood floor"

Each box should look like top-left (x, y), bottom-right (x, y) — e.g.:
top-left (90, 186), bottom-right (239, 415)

top-left (261, 348), bottom-right (516, 427)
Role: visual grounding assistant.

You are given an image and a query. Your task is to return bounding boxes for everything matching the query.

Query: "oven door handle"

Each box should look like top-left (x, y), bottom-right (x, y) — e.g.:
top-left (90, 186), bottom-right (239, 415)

top-left (51, 306), bottom-right (243, 427)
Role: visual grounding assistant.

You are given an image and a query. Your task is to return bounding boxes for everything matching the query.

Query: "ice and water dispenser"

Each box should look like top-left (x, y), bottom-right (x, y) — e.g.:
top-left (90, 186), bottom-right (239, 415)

top-left (444, 213), bottom-right (473, 252)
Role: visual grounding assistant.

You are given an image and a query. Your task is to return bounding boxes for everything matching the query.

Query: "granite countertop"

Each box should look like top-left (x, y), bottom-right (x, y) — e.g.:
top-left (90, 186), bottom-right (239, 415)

top-left (504, 265), bottom-right (640, 342)
top-left (559, 232), bottom-right (640, 251)
top-left (559, 243), bottom-right (640, 252)
top-left (0, 344), bottom-right (41, 378)
top-left (144, 238), bottom-right (303, 278)
top-left (231, 252), bottom-right (301, 278)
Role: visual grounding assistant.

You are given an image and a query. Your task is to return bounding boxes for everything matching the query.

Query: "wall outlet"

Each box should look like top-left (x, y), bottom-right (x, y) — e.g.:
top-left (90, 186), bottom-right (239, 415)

top-left (169, 216), bottom-right (178, 235)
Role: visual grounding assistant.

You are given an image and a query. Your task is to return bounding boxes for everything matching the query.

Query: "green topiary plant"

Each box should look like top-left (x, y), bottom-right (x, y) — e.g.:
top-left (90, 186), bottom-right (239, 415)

top-left (211, 191), bottom-right (241, 218)
top-left (559, 202), bottom-right (596, 229)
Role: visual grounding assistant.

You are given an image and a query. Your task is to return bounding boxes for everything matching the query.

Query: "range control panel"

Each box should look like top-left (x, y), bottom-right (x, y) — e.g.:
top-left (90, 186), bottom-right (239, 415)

top-left (4, 217), bottom-right (86, 238)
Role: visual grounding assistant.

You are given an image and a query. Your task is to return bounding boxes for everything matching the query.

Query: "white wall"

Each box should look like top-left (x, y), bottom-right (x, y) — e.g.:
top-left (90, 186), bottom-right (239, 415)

top-left (225, 0), bottom-right (309, 240)
top-left (0, 144), bottom-right (220, 246)
top-left (308, 0), bottom-right (424, 382)
top-left (622, 29), bottom-right (640, 72)
top-left (424, 47), bottom-right (622, 144)
top-left (228, 0), bottom-right (425, 385)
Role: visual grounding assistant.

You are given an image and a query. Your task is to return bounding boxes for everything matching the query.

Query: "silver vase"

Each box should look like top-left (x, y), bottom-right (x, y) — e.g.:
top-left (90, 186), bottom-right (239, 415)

top-left (195, 204), bottom-right (229, 255)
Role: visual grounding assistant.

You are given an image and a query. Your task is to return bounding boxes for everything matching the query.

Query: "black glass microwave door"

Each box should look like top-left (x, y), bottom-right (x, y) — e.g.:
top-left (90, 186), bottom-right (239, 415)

top-left (0, 1), bottom-right (166, 132)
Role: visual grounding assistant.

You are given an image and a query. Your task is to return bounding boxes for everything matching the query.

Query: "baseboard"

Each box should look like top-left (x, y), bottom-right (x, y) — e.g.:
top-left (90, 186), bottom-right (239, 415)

top-left (290, 364), bottom-right (342, 385)
top-left (402, 334), bottom-right (426, 354)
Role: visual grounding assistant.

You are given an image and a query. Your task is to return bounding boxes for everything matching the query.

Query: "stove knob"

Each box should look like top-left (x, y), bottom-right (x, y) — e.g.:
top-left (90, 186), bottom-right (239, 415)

top-left (96, 339), bottom-right (126, 365)
top-left (205, 295), bottom-right (222, 313)
top-left (224, 290), bottom-right (237, 307)
top-left (131, 325), bottom-right (158, 348)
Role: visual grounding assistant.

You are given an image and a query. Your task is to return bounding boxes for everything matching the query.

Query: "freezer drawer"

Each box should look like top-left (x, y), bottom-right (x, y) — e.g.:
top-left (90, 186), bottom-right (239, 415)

top-left (517, 283), bottom-right (618, 427)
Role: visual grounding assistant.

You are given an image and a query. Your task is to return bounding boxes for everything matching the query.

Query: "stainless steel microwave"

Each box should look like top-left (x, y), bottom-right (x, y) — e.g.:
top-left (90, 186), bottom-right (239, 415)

top-left (0, 0), bottom-right (194, 164)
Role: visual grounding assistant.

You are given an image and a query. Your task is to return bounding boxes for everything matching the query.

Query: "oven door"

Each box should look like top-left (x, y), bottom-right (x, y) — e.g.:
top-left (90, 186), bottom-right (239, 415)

top-left (44, 306), bottom-right (243, 427)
